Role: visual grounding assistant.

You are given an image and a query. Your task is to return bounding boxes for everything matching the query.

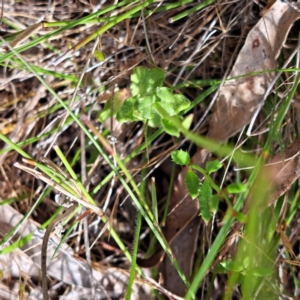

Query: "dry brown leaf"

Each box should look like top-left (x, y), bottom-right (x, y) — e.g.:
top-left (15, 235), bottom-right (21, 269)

top-left (284, 259), bottom-right (300, 266)
top-left (159, 217), bottom-right (201, 297)
top-left (0, 205), bottom-right (149, 299)
top-left (207, 0), bottom-right (300, 142)
top-left (276, 223), bottom-right (297, 260)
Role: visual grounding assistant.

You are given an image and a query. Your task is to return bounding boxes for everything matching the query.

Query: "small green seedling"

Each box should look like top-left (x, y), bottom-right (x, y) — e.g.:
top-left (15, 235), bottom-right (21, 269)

top-left (171, 150), bottom-right (249, 224)
top-left (171, 149), bottom-right (223, 224)
top-left (112, 66), bottom-right (191, 136)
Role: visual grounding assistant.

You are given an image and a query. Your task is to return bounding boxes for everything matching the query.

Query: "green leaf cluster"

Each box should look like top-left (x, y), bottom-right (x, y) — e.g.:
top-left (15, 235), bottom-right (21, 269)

top-left (171, 150), bottom-right (223, 224)
top-left (116, 67), bottom-right (191, 136)
top-left (171, 150), bottom-right (250, 225)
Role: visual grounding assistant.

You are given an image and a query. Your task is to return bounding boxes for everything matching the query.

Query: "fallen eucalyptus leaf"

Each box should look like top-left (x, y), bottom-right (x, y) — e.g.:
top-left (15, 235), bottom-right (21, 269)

top-left (207, 1), bottom-right (300, 142)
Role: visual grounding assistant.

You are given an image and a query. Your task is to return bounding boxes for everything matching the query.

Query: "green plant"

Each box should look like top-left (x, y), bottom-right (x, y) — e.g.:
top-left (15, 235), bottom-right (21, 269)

top-left (171, 150), bottom-right (221, 223)
top-left (1, 1), bottom-right (300, 299)
top-left (171, 149), bottom-right (249, 226)
top-left (112, 66), bottom-right (191, 136)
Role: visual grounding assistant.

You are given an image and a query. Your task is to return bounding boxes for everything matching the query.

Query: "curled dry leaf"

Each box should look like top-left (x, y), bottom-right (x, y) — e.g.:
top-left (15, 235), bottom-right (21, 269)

top-left (207, 0), bottom-right (300, 142)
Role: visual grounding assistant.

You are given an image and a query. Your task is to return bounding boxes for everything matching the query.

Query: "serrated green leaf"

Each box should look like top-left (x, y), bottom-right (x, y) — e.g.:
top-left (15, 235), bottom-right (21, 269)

top-left (116, 96), bottom-right (138, 122)
top-left (130, 67), bottom-right (165, 96)
top-left (171, 150), bottom-right (190, 165)
top-left (160, 118), bottom-right (180, 137)
top-left (210, 194), bottom-right (220, 213)
top-left (156, 87), bottom-right (190, 115)
top-left (226, 183), bottom-right (247, 194)
top-left (185, 169), bottom-right (200, 199)
top-left (199, 179), bottom-right (212, 223)
top-left (206, 160), bottom-right (222, 174)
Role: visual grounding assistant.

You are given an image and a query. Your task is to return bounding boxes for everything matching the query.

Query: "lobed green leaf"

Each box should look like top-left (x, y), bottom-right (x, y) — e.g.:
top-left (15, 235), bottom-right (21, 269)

top-left (130, 67), bottom-right (165, 96)
top-left (171, 149), bottom-right (190, 165)
top-left (156, 87), bottom-right (190, 115)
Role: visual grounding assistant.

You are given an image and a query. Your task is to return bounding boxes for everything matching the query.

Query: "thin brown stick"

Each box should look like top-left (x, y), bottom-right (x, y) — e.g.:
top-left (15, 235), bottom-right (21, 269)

top-left (41, 204), bottom-right (78, 300)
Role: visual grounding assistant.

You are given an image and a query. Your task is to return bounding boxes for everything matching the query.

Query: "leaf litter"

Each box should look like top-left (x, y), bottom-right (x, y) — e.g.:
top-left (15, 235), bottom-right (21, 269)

top-left (1, 0), bottom-right (300, 299)
top-left (141, 0), bottom-right (300, 296)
